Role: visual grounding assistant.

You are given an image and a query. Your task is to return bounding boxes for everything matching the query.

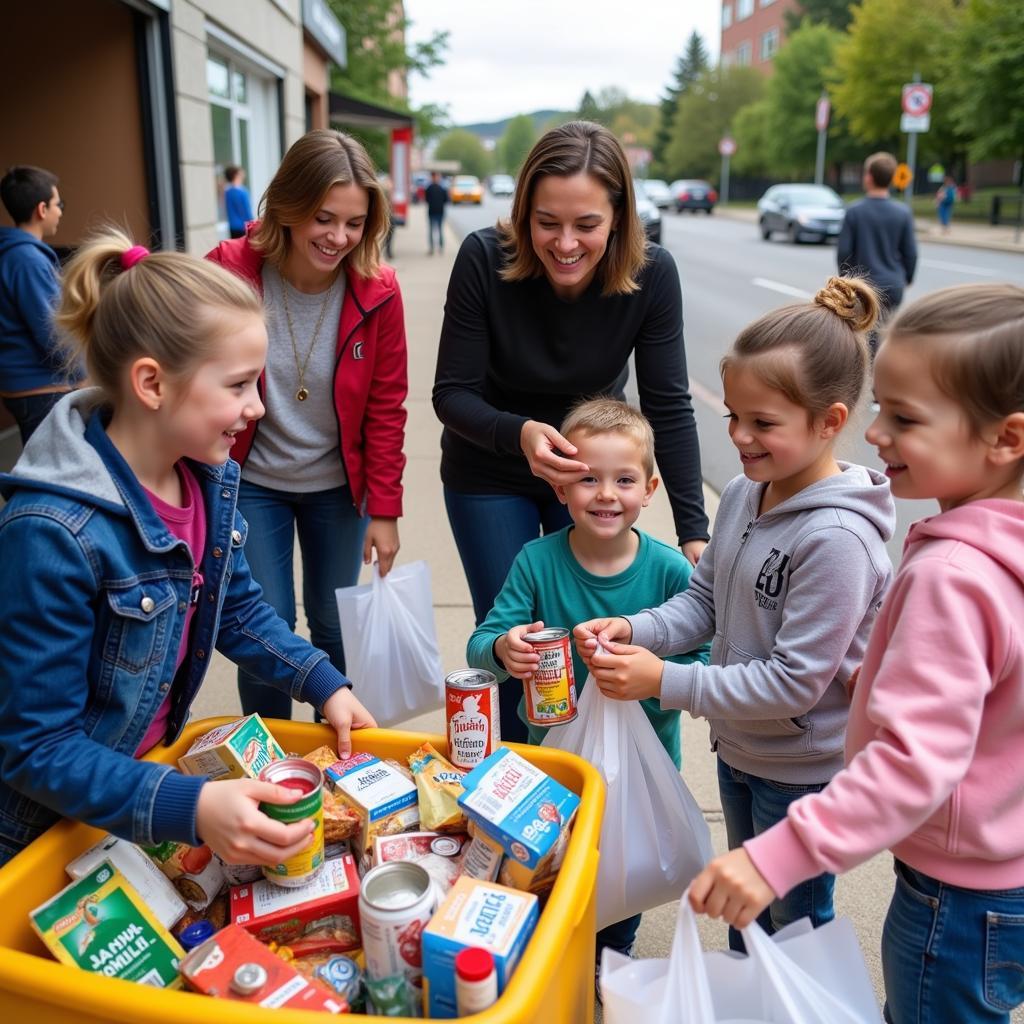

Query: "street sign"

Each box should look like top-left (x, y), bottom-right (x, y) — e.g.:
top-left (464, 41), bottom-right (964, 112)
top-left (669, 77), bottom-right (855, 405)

top-left (901, 83), bottom-right (933, 117)
top-left (815, 96), bottom-right (831, 133)
top-left (718, 137), bottom-right (737, 157)
top-left (892, 163), bottom-right (913, 190)
top-left (900, 112), bottom-right (930, 133)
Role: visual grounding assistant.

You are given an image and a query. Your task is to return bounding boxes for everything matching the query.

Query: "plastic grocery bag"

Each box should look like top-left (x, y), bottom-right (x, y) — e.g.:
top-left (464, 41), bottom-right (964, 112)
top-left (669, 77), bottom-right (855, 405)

top-left (541, 669), bottom-right (713, 930)
top-left (334, 560), bottom-right (444, 726)
top-left (601, 895), bottom-right (881, 1023)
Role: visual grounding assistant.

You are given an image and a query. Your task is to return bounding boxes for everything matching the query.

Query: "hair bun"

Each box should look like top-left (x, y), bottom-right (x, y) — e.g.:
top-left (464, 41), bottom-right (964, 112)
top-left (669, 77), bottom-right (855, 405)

top-left (814, 275), bottom-right (879, 333)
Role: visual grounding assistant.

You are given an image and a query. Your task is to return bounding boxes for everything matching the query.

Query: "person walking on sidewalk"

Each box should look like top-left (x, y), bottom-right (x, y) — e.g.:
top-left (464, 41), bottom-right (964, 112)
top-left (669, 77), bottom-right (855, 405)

top-left (224, 165), bottom-right (254, 240)
top-left (935, 173), bottom-right (957, 234)
top-left (837, 152), bottom-right (917, 341)
top-left (425, 172), bottom-right (448, 255)
top-left (0, 165), bottom-right (81, 443)
top-left (208, 129), bottom-right (408, 722)
top-left (433, 120), bottom-right (709, 743)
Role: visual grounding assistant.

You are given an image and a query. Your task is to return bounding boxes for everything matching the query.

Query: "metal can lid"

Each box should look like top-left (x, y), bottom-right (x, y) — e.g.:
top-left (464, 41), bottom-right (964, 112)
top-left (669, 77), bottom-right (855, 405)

top-left (361, 861), bottom-right (432, 910)
top-left (521, 627), bottom-right (569, 642)
top-left (430, 836), bottom-right (462, 857)
top-left (316, 954), bottom-right (361, 989)
top-left (231, 962), bottom-right (268, 995)
top-left (178, 920), bottom-right (215, 951)
top-left (445, 668), bottom-right (497, 690)
top-left (258, 756), bottom-right (322, 789)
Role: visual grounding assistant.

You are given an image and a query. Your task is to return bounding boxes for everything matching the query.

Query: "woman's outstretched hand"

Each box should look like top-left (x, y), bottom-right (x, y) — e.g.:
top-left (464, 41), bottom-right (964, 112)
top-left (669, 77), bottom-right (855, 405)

top-left (520, 420), bottom-right (589, 487)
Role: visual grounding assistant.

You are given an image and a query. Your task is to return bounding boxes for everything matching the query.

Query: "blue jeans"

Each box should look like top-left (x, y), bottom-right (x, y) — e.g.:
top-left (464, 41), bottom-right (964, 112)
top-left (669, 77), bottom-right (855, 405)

top-left (443, 486), bottom-right (573, 744)
top-left (236, 480), bottom-right (368, 719)
top-left (882, 860), bottom-right (1024, 1024)
top-left (597, 913), bottom-right (642, 961)
top-left (3, 391), bottom-right (67, 445)
top-left (428, 213), bottom-right (444, 252)
top-left (717, 757), bottom-right (835, 952)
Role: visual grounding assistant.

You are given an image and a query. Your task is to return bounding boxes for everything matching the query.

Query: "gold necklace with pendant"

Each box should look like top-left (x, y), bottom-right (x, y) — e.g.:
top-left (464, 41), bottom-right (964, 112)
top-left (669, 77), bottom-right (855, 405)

top-left (280, 273), bottom-right (335, 401)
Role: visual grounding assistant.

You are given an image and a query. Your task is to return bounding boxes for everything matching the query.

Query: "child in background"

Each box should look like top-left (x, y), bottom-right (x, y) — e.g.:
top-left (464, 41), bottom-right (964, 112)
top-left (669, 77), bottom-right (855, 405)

top-left (577, 277), bottom-right (895, 949)
top-left (224, 165), bottom-right (253, 239)
top-left (466, 398), bottom-right (709, 963)
top-left (690, 283), bottom-right (1024, 1024)
top-left (0, 227), bottom-right (375, 868)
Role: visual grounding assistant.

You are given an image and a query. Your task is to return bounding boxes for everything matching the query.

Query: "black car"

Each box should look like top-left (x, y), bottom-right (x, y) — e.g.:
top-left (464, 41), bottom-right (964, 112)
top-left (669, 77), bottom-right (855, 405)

top-left (670, 179), bottom-right (717, 213)
top-left (757, 184), bottom-right (845, 243)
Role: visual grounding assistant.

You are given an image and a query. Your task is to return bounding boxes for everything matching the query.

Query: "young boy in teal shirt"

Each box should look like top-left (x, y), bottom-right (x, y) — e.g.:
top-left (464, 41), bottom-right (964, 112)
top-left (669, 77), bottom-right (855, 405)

top-left (466, 398), bottom-right (709, 961)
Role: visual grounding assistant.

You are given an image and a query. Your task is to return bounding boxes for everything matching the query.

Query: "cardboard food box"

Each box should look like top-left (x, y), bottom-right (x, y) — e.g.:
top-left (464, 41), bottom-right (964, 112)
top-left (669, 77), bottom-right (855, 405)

top-left (457, 746), bottom-right (580, 893)
top-left (142, 841), bottom-right (226, 910)
top-left (324, 752), bottom-right (419, 852)
top-left (231, 853), bottom-right (361, 953)
top-left (177, 713), bottom-right (285, 780)
top-left (30, 860), bottom-right (184, 988)
top-left (422, 876), bottom-right (539, 1019)
top-left (180, 922), bottom-right (346, 1012)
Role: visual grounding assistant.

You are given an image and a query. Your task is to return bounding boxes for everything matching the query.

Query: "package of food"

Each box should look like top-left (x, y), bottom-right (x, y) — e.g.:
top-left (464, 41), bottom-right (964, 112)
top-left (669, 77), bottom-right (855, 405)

top-left (421, 876), bottom-right (538, 1019)
top-left (31, 860), bottom-right (184, 988)
top-left (373, 831), bottom-right (469, 896)
top-left (142, 841), bottom-right (226, 909)
top-left (324, 752), bottom-right (419, 852)
top-left (457, 746), bottom-right (580, 894)
top-left (214, 854), bottom-right (263, 886)
top-left (66, 835), bottom-right (187, 930)
top-left (231, 853), bottom-right (361, 953)
top-left (178, 713), bottom-right (284, 781)
top-left (408, 742), bottom-right (467, 832)
top-left (180, 922), bottom-right (347, 1012)
top-left (302, 745), bottom-right (362, 842)
top-left (459, 831), bottom-right (504, 883)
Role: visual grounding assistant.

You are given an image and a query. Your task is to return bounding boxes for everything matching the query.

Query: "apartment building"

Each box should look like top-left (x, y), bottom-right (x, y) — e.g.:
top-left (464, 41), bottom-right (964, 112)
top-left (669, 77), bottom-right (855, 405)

top-left (720, 0), bottom-right (800, 73)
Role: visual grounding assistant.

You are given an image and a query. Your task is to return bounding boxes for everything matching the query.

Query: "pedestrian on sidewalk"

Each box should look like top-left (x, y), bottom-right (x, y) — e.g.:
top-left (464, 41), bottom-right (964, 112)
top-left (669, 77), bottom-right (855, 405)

top-left (837, 152), bottom-right (917, 346)
top-left (425, 171), bottom-right (447, 254)
top-left (0, 226), bottom-right (376, 866)
top-left (433, 119), bottom-right (709, 743)
top-left (689, 282), bottom-right (1024, 1024)
top-left (935, 173), bottom-right (957, 234)
top-left (208, 129), bottom-right (408, 722)
top-left (224, 165), bottom-right (254, 240)
top-left (0, 165), bottom-right (81, 443)
top-left (577, 277), bottom-right (895, 950)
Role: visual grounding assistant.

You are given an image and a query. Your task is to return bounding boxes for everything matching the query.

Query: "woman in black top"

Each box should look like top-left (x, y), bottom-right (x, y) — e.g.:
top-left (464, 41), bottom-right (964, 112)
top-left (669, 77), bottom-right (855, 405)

top-left (432, 120), bottom-right (708, 743)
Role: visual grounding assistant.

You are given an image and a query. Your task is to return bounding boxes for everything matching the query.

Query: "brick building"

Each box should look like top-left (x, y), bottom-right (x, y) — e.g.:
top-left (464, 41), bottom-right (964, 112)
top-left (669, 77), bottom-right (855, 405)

top-left (720, 0), bottom-right (800, 73)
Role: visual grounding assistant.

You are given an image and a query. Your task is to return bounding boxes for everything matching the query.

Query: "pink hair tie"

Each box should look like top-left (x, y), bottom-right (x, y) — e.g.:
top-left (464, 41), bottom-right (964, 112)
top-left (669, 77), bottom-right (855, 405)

top-left (121, 245), bottom-right (150, 270)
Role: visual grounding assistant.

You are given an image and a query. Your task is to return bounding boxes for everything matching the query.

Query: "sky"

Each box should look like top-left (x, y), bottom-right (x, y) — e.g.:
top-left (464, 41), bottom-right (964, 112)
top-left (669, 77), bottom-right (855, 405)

top-left (403, 0), bottom-right (722, 127)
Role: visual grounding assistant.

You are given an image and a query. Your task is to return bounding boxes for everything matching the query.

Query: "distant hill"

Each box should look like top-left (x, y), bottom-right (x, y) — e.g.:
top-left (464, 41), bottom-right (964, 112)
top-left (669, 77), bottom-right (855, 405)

top-left (460, 109), bottom-right (573, 139)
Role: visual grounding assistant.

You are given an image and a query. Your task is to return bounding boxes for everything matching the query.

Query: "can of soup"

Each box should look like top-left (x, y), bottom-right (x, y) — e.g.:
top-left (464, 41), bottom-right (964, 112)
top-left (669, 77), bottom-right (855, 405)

top-left (258, 757), bottom-right (324, 886)
top-left (522, 627), bottom-right (578, 727)
top-left (445, 669), bottom-right (501, 770)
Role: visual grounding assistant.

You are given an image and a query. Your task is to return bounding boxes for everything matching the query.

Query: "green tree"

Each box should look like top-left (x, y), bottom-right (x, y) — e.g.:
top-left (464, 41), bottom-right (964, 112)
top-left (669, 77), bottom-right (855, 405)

top-left (732, 99), bottom-right (774, 176)
top-left (786, 0), bottom-right (854, 32)
top-left (496, 114), bottom-right (536, 175)
top-left (434, 129), bottom-right (491, 179)
top-left (653, 31), bottom-right (710, 176)
top-left (577, 90), bottom-right (602, 123)
top-left (665, 66), bottom-right (765, 181)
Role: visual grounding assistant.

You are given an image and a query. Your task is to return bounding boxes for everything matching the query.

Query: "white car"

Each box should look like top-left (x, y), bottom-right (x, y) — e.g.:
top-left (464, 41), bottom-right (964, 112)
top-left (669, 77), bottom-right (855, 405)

top-left (639, 179), bottom-right (674, 209)
top-left (488, 174), bottom-right (515, 197)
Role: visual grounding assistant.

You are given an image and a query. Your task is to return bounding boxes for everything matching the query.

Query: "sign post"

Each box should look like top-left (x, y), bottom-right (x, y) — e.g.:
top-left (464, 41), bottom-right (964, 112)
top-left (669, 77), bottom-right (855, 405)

top-left (718, 136), bottom-right (737, 206)
top-left (900, 78), bottom-right (932, 207)
top-left (814, 95), bottom-right (830, 186)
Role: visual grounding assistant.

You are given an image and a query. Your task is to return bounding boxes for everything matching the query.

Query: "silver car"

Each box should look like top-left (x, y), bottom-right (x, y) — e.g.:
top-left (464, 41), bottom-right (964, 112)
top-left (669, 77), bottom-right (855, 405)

top-left (639, 179), bottom-right (674, 209)
top-left (757, 184), bottom-right (845, 243)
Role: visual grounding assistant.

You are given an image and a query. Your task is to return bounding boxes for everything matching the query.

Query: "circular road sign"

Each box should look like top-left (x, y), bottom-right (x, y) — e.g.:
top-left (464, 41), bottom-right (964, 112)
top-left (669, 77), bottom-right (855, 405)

top-left (718, 137), bottom-right (737, 157)
top-left (901, 84), bottom-right (933, 117)
top-left (815, 96), bottom-right (831, 132)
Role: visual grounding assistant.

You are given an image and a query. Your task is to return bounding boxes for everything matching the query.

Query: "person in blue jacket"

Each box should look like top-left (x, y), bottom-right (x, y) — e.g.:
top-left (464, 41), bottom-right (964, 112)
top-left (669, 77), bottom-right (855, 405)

top-left (224, 164), bottom-right (254, 239)
top-left (0, 225), bottom-right (376, 867)
top-left (0, 165), bottom-right (80, 442)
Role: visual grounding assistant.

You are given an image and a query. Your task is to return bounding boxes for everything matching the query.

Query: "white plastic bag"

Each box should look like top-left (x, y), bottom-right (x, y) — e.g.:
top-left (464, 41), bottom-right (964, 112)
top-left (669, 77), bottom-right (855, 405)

top-left (541, 671), bottom-right (713, 930)
top-left (334, 560), bottom-right (444, 726)
top-left (601, 896), bottom-right (881, 1023)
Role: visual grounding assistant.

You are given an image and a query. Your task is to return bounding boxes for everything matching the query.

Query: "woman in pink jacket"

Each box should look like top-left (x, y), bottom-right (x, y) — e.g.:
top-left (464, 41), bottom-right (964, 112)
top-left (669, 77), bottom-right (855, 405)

top-left (690, 283), bottom-right (1024, 1024)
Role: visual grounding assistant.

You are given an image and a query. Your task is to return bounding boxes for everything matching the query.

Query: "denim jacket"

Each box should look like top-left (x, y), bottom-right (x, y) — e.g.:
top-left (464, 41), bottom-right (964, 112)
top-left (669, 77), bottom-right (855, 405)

top-left (0, 390), bottom-right (350, 863)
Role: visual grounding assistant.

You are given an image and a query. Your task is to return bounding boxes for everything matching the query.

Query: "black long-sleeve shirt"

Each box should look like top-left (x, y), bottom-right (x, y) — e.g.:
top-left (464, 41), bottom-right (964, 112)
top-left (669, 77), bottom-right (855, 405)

top-left (837, 196), bottom-right (917, 298)
top-left (432, 227), bottom-right (709, 546)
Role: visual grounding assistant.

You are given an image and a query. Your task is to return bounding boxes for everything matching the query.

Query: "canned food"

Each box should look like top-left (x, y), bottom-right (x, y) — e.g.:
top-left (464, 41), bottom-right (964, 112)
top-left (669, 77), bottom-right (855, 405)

top-left (258, 757), bottom-right (324, 887)
top-left (445, 669), bottom-right (501, 770)
top-left (359, 861), bottom-right (437, 995)
top-left (315, 954), bottom-right (365, 1012)
top-left (522, 627), bottom-right (578, 726)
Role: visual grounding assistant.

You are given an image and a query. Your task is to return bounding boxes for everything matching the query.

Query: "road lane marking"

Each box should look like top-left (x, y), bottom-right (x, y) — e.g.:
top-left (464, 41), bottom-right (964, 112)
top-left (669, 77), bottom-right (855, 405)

top-left (752, 277), bottom-right (813, 299)
top-left (691, 378), bottom-right (728, 416)
top-left (919, 258), bottom-right (999, 277)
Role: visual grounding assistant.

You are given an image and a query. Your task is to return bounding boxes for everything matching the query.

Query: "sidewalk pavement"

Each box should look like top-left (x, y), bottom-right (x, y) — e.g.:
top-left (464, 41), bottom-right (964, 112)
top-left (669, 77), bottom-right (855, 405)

top-left (717, 202), bottom-right (1024, 254)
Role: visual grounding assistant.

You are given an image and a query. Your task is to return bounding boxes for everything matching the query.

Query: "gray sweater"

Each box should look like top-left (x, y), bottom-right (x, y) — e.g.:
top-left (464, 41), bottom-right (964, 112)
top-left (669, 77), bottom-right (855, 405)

top-left (627, 464), bottom-right (895, 783)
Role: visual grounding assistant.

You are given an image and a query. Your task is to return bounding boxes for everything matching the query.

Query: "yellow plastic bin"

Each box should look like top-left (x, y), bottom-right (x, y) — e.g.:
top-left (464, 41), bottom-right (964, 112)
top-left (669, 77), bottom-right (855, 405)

top-left (0, 720), bottom-right (604, 1023)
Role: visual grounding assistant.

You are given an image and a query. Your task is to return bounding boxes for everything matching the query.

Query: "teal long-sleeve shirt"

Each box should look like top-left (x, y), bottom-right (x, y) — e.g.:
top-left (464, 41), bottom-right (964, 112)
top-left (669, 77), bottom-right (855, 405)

top-left (466, 526), bottom-right (710, 767)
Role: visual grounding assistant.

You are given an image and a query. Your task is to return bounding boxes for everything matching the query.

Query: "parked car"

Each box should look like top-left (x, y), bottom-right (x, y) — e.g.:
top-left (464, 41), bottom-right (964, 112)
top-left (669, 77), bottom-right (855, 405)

top-left (757, 184), bottom-right (845, 243)
top-left (411, 171), bottom-right (430, 204)
top-left (670, 179), bottom-right (718, 214)
top-left (450, 174), bottom-right (483, 204)
top-left (638, 179), bottom-right (674, 209)
top-left (635, 187), bottom-right (662, 244)
top-left (488, 173), bottom-right (515, 197)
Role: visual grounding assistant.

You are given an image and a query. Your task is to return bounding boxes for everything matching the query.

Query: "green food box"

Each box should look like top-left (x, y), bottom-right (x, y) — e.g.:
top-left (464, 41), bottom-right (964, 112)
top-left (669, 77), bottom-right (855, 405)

top-left (177, 712), bottom-right (285, 780)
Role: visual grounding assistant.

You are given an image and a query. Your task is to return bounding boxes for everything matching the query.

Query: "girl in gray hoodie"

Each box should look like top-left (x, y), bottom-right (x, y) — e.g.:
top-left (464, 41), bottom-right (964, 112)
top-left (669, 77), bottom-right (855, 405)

top-left (576, 276), bottom-right (895, 948)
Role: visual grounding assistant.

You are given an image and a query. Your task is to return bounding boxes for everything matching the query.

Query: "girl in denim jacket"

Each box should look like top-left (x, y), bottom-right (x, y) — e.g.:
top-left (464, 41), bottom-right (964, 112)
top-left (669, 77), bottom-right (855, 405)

top-left (0, 227), bottom-right (375, 867)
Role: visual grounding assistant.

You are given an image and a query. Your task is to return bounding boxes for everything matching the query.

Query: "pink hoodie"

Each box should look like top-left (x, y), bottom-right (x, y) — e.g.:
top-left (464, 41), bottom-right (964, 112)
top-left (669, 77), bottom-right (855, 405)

top-left (747, 499), bottom-right (1024, 896)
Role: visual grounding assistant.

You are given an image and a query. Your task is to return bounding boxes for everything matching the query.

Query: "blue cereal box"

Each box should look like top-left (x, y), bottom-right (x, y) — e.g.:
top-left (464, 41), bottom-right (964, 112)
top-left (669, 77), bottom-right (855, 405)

top-left (457, 746), bottom-right (580, 893)
top-left (422, 876), bottom-right (538, 1018)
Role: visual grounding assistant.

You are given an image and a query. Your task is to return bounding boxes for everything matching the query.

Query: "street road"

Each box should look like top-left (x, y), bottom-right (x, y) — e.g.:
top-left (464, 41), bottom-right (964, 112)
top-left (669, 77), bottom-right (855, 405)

top-left (446, 195), bottom-right (1024, 562)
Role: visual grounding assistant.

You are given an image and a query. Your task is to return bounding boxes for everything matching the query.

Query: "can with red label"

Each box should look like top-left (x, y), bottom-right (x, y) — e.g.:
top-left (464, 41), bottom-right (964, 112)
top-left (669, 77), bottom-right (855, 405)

top-left (258, 757), bottom-right (324, 887)
top-left (445, 669), bottom-right (501, 770)
top-left (359, 861), bottom-right (437, 1001)
top-left (522, 627), bottom-right (578, 727)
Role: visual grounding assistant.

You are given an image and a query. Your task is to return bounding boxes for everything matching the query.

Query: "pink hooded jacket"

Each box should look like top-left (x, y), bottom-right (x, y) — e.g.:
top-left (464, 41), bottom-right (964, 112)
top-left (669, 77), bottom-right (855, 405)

top-left (747, 499), bottom-right (1024, 895)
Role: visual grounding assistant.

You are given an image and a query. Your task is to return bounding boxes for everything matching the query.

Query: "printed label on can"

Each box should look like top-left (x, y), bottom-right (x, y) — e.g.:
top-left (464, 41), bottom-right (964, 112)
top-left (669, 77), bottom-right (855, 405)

top-left (259, 758), bottom-right (324, 886)
top-left (446, 671), bottom-right (501, 770)
top-left (522, 629), bottom-right (578, 726)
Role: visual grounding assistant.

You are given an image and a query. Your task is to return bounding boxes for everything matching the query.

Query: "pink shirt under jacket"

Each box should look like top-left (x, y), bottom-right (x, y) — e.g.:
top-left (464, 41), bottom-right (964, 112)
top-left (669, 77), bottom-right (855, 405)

top-left (747, 499), bottom-right (1024, 896)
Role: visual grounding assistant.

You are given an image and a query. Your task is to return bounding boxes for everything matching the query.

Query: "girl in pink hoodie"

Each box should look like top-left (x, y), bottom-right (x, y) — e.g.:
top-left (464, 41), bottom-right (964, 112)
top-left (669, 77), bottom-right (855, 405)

top-left (690, 283), bottom-right (1024, 1024)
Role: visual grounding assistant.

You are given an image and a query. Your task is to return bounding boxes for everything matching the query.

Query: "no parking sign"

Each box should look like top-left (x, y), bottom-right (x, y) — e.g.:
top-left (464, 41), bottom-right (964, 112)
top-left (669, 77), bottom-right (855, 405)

top-left (901, 83), bottom-right (932, 133)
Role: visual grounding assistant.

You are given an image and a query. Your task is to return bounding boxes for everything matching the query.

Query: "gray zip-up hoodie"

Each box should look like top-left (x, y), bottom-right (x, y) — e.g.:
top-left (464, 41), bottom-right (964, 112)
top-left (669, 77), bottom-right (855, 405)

top-left (627, 463), bottom-right (895, 783)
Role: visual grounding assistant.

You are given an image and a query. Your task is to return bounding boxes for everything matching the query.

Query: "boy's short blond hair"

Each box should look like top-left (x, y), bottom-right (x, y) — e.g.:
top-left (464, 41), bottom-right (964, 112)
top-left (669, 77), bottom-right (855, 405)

top-left (560, 398), bottom-right (655, 478)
